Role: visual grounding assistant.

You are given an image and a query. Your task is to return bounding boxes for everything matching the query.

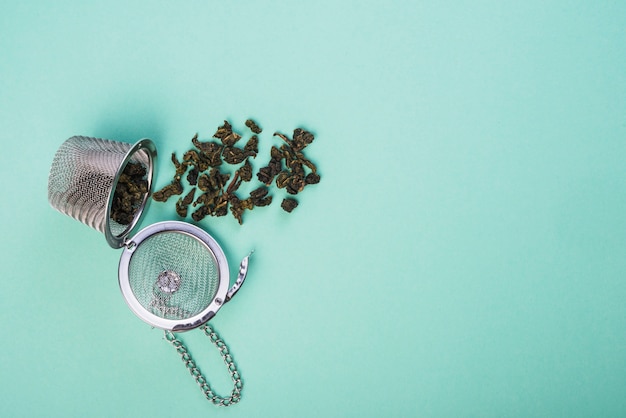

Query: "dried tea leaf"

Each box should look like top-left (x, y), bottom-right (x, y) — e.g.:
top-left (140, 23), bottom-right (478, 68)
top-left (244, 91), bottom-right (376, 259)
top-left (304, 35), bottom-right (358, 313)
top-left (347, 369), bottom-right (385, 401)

top-left (191, 205), bottom-right (210, 222)
top-left (213, 120), bottom-right (233, 140)
top-left (175, 199), bottom-right (188, 218)
top-left (198, 169), bottom-right (230, 192)
top-left (183, 187), bottom-right (196, 205)
top-left (239, 158), bottom-right (253, 182)
top-left (125, 162), bottom-right (147, 177)
top-left (305, 172), bottom-right (321, 185)
top-left (270, 146), bottom-right (282, 160)
top-left (249, 186), bottom-right (268, 199)
top-left (245, 119), bottom-right (262, 134)
top-left (193, 190), bottom-right (219, 207)
top-left (197, 173), bottom-right (211, 192)
top-left (275, 171), bottom-right (290, 189)
top-left (229, 194), bottom-right (255, 225)
top-left (213, 120), bottom-right (242, 146)
top-left (225, 171), bottom-right (242, 195)
top-left (244, 135), bottom-right (259, 155)
top-left (223, 146), bottom-right (253, 165)
top-left (292, 128), bottom-right (315, 151)
top-left (253, 195), bottom-right (272, 207)
top-left (269, 158), bottom-right (282, 176)
top-left (176, 188), bottom-right (195, 217)
top-left (256, 166), bottom-right (274, 185)
top-left (182, 149), bottom-right (201, 169)
top-left (152, 179), bottom-right (183, 202)
top-left (171, 153), bottom-right (187, 177)
top-left (281, 198), bottom-right (298, 213)
top-left (187, 167), bottom-right (199, 185)
top-left (204, 149), bottom-right (223, 168)
top-left (191, 135), bottom-right (223, 168)
top-left (273, 132), bottom-right (291, 147)
top-left (215, 204), bottom-right (228, 217)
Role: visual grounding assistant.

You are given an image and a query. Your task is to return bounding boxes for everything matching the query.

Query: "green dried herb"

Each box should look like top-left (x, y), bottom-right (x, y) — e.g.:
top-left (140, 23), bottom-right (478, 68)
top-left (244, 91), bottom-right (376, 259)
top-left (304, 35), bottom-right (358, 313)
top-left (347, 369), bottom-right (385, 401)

top-left (191, 204), bottom-right (210, 222)
top-left (187, 167), bottom-right (199, 186)
top-left (239, 158), bottom-right (253, 182)
top-left (153, 120), bottom-right (320, 223)
top-left (213, 120), bottom-right (242, 147)
top-left (223, 145), bottom-right (253, 165)
top-left (229, 195), bottom-right (255, 225)
top-left (274, 128), bottom-right (314, 152)
top-left (245, 119), bottom-right (262, 134)
top-left (176, 187), bottom-right (196, 218)
top-left (152, 180), bottom-right (183, 202)
top-left (249, 186), bottom-right (272, 207)
top-left (256, 166), bottom-right (275, 185)
top-left (281, 198), bottom-right (298, 213)
top-left (244, 135), bottom-right (259, 155)
top-left (305, 172), bottom-right (320, 185)
top-left (190, 134), bottom-right (223, 169)
top-left (171, 153), bottom-right (188, 178)
top-left (198, 168), bottom-right (230, 193)
top-left (193, 189), bottom-right (218, 207)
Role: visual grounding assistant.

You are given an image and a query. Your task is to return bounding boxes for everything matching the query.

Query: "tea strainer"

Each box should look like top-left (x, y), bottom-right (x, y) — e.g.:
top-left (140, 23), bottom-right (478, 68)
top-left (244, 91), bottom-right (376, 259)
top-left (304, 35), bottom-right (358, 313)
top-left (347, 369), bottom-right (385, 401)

top-left (48, 135), bottom-right (250, 406)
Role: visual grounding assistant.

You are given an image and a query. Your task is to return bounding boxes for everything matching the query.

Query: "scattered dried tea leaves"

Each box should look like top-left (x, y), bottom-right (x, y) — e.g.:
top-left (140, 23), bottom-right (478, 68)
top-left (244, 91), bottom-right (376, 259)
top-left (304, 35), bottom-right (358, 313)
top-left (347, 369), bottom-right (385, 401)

top-left (152, 120), bottom-right (320, 224)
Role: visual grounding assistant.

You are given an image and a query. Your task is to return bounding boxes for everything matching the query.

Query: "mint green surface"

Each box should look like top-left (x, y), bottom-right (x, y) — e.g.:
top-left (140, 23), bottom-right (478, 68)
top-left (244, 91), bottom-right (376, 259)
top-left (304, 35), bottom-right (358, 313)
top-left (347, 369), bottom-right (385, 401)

top-left (1, 1), bottom-right (625, 417)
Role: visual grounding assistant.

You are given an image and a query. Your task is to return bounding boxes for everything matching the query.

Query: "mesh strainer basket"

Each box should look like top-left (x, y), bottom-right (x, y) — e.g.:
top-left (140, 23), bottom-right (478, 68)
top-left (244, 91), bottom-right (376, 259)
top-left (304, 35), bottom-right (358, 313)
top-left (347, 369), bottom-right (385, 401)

top-left (48, 135), bottom-right (250, 406)
top-left (48, 135), bottom-right (157, 248)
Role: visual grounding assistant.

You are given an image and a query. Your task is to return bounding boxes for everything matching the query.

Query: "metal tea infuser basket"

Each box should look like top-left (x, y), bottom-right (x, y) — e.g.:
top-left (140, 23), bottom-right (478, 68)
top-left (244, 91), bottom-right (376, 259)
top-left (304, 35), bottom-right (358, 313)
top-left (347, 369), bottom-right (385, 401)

top-left (48, 135), bottom-right (249, 406)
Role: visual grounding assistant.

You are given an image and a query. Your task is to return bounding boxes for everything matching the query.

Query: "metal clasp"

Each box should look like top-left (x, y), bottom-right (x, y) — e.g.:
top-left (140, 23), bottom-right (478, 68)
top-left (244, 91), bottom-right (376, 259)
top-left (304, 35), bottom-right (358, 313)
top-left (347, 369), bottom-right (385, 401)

top-left (225, 251), bottom-right (253, 303)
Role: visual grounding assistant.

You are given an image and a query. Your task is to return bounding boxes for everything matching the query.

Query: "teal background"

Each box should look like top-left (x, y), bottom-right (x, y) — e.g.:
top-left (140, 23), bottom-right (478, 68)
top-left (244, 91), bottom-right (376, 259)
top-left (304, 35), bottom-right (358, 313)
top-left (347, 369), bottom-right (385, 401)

top-left (1, 1), bottom-right (625, 417)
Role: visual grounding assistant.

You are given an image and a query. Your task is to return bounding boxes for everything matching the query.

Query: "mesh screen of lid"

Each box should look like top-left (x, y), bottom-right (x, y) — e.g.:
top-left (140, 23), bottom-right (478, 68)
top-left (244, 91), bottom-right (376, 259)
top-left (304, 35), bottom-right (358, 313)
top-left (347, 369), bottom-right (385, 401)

top-left (119, 221), bottom-right (230, 331)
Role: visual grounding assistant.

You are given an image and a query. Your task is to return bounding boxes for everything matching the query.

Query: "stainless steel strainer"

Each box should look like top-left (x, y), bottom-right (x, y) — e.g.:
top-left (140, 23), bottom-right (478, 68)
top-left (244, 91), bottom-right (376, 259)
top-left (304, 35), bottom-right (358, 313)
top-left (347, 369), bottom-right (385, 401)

top-left (48, 135), bottom-right (156, 248)
top-left (48, 135), bottom-right (250, 406)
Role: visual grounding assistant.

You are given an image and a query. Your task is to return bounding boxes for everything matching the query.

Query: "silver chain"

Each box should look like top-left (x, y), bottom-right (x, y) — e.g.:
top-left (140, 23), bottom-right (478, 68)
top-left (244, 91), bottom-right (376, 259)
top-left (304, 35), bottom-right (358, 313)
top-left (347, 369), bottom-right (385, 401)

top-left (164, 324), bottom-right (243, 406)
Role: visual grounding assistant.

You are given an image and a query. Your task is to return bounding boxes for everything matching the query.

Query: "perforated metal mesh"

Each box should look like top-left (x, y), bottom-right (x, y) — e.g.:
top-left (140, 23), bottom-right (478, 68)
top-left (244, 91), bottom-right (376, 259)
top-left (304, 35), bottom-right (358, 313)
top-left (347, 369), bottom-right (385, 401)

top-left (127, 231), bottom-right (220, 320)
top-left (47, 136), bottom-right (152, 240)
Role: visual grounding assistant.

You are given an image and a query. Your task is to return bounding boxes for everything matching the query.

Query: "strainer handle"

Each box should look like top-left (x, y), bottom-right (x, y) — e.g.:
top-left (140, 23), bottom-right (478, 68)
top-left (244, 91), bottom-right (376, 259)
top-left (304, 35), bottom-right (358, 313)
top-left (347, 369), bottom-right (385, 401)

top-left (225, 252), bottom-right (252, 303)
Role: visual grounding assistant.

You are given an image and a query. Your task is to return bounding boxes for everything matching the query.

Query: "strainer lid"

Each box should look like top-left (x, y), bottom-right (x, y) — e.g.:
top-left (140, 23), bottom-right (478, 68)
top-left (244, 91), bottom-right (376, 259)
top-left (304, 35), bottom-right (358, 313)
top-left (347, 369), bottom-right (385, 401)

top-left (118, 221), bottom-right (230, 331)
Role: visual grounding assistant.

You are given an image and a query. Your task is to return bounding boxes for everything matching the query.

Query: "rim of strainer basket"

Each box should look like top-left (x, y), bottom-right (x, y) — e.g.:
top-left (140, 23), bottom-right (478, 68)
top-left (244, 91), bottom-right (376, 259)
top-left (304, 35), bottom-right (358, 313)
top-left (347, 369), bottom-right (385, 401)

top-left (104, 138), bottom-right (157, 248)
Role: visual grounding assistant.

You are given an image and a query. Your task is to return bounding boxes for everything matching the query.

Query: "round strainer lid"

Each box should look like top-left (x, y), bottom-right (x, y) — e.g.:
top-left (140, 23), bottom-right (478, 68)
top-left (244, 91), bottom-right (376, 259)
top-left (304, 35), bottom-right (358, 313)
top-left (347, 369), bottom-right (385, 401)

top-left (118, 221), bottom-right (229, 331)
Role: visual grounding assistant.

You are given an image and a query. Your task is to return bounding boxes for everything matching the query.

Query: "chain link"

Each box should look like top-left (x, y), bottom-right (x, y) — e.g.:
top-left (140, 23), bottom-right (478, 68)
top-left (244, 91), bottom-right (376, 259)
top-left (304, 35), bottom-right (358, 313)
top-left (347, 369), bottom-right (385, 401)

top-left (164, 324), bottom-right (243, 406)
